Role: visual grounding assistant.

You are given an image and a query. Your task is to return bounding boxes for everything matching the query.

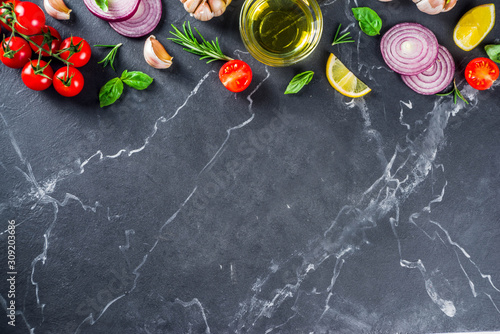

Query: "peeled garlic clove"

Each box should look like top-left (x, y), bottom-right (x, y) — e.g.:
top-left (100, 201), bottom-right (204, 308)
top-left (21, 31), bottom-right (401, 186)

top-left (44, 0), bottom-right (72, 20)
top-left (144, 35), bottom-right (173, 69)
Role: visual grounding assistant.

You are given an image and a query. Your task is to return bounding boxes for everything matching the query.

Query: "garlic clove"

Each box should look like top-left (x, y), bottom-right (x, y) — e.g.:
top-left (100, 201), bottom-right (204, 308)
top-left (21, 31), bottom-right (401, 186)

top-left (208, 0), bottom-right (227, 17)
top-left (416, 0), bottom-right (445, 15)
top-left (44, 0), bottom-right (72, 20)
top-left (183, 0), bottom-right (202, 14)
top-left (442, 0), bottom-right (457, 12)
top-left (144, 35), bottom-right (173, 69)
top-left (193, 1), bottom-right (214, 21)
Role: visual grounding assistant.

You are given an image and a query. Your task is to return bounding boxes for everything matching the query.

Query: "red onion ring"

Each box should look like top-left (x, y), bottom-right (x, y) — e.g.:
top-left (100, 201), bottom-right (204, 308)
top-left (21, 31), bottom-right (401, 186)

top-left (401, 45), bottom-right (455, 95)
top-left (83, 0), bottom-right (140, 22)
top-left (109, 0), bottom-right (162, 38)
top-left (380, 23), bottom-right (439, 76)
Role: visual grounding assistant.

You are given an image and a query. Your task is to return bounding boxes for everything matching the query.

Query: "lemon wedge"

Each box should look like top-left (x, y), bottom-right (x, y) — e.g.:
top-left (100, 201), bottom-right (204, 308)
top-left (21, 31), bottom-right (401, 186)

top-left (326, 53), bottom-right (371, 98)
top-left (453, 4), bottom-right (495, 51)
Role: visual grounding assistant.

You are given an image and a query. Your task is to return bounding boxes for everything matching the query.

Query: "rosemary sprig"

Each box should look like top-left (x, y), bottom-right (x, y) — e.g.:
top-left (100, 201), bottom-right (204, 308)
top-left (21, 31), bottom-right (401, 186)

top-left (332, 24), bottom-right (355, 45)
top-left (94, 43), bottom-right (122, 71)
top-left (168, 21), bottom-right (233, 63)
top-left (436, 79), bottom-right (469, 104)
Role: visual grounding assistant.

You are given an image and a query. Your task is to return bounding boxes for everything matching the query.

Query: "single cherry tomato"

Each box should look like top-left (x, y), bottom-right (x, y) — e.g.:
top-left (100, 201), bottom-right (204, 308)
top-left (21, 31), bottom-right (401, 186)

top-left (0, 36), bottom-right (31, 68)
top-left (58, 37), bottom-right (91, 67)
top-left (0, 0), bottom-right (16, 31)
top-left (53, 66), bottom-right (84, 97)
top-left (13, 1), bottom-right (45, 35)
top-left (21, 59), bottom-right (53, 91)
top-left (219, 60), bottom-right (252, 93)
top-left (465, 57), bottom-right (499, 91)
top-left (29, 25), bottom-right (61, 57)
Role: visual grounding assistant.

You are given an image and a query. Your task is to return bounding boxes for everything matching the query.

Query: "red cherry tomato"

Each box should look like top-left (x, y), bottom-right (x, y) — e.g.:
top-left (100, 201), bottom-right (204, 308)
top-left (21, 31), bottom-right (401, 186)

top-left (218, 60), bottom-right (252, 93)
top-left (0, 0), bottom-right (17, 31)
top-left (465, 57), bottom-right (499, 91)
top-left (53, 66), bottom-right (84, 97)
top-left (14, 1), bottom-right (45, 35)
top-left (58, 37), bottom-right (91, 67)
top-left (29, 25), bottom-right (61, 57)
top-left (21, 59), bottom-right (53, 91)
top-left (0, 36), bottom-right (31, 68)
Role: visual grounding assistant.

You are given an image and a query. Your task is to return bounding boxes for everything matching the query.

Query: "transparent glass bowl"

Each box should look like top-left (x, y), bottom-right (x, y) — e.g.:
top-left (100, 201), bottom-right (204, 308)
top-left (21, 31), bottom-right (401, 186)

top-left (239, 0), bottom-right (323, 67)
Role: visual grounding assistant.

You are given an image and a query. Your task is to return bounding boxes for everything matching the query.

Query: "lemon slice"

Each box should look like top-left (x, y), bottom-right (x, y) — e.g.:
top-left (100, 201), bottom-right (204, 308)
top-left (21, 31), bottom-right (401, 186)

top-left (326, 53), bottom-right (371, 98)
top-left (453, 3), bottom-right (495, 51)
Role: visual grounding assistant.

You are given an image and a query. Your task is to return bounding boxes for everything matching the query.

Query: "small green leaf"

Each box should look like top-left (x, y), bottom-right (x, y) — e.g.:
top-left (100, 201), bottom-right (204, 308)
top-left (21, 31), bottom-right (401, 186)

top-left (284, 71), bottom-right (314, 95)
top-left (121, 71), bottom-right (153, 90)
top-left (352, 7), bottom-right (382, 36)
top-left (485, 44), bottom-right (500, 63)
top-left (99, 77), bottom-right (123, 107)
top-left (95, 0), bottom-right (108, 12)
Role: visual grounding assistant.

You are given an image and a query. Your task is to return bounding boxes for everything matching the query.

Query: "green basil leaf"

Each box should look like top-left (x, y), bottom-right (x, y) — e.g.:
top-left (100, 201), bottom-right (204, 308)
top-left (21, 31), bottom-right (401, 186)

top-left (485, 44), bottom-right (500, 63)
top-left (284, 71), bottom-right (314, 95)
top-left (352, 7), bottom-right (382, 36)
top-left (99, 77), bottom-right (123, 108)
top-left (95, 0), bottom-right (108, 12)
top-left (121, 71), bottom-right (154, 90)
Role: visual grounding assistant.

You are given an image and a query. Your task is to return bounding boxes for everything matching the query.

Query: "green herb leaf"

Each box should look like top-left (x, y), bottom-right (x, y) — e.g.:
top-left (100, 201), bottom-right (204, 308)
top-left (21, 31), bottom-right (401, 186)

top-left (168, 22), bottom-right (233, 63)
top-left (436, 79), bottom-right (468, 105)
top-left (284, 71), bottom-right (314, 95)
top-left (332, 24), bottom-right (355, 45)
top-left (121, 70), bottom-right (153, 90)
top-left (95, 0), bottom-right (108, 12)
top-left (95, 43), bottom-right (122, 71)
top-left (352, 7), bottom-right (382, 36)
top-left (99, 77), bottom-right (123, 107)
top-left (485, 44), bottom-right (500, 63)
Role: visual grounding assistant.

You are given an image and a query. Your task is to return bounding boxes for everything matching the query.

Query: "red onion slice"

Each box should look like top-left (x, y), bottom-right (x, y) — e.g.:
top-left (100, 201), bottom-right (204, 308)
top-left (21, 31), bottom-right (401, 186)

top-left (380, 23), bottom-right (439, 76)
top-left (109, 0), bottom-right (162, 38)
top-left (401, 45), bottom-right (455, 95)
top-left (83, 0), bottom-right (140, 22)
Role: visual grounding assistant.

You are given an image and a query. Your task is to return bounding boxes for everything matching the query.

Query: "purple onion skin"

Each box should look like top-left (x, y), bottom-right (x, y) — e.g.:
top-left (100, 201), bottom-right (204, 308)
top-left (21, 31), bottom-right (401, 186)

top-left (83, 0), bottom-right (141, 22)
top-left (109, 0), bottom-right (162, 38)
top-left (401, 45), bottom-right (455, 95)
top-left (381, 23), bottom-right (439, 76)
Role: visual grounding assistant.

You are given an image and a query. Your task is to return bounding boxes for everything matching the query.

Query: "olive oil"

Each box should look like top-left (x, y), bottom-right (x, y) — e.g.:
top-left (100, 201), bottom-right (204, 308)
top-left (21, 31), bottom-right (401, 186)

top-left (245, 0), bottom-right (314, 56)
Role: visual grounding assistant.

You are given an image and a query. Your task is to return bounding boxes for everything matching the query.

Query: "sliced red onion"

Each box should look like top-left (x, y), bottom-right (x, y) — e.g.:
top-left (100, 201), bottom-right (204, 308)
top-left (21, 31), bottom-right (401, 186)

top-left (380, 23), bottom-right (439, 76)
top-left (401, 45), bottom-right (455, 95)
top-left (109, 0), bottom-right (162, 38)
top-left (83, 0), bottom-right (140, 22)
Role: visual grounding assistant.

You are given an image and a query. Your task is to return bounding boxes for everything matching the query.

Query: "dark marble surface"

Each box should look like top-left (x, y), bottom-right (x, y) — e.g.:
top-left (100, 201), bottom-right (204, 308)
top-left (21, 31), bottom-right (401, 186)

top-left (1, 0), bottom-right (500, 333)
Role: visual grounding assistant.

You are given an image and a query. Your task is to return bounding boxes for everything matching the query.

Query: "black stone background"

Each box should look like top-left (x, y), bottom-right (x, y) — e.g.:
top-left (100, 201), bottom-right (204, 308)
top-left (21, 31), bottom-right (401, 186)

top-left (1, 0), bottom-right (500, 333)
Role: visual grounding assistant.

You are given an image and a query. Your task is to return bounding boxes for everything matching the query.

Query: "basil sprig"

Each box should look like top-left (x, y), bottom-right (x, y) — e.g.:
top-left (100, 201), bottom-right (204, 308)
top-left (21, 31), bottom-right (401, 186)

top-left (95, 0), bottom-right (108, 12)
top-left (99, 70), bottom-right (153, 107)
top-left (352, 7), bottom-right (382, 36)
top-left (284, 71), bottom-right (314, 95)
top-left (485, 44), bottom-right (500, 63)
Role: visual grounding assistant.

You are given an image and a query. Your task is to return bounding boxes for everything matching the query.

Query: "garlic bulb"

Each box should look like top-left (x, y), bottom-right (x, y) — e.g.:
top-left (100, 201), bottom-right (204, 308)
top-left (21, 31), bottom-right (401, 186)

top-left (144, 36), bottom-right (173, 69)
top-left (43, 0), bottom-right (72, 20)
top-left (179, 0), bottom-right (232, 21)
top-left (379, 0), bottom-right (457, 15)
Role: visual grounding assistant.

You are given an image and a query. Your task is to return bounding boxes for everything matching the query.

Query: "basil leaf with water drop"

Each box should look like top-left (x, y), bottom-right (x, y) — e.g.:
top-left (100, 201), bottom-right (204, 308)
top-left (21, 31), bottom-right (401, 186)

top-left (352, 7), bottom-right (382, 36)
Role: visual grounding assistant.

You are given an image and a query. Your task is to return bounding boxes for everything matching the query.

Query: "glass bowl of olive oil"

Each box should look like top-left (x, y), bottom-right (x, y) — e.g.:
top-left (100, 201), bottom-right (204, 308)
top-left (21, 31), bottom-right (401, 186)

top-left (239, 0), bottom-right (323, 67)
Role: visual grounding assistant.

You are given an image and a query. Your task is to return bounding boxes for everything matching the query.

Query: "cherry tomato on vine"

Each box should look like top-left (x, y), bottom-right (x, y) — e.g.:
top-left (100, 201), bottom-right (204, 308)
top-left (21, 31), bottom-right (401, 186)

top-left (53, 66), bottom-right (84, 97)
top-left (0, 36), bottom-right (31, 68)
top-left (218, 60), bottom-right (252, 93)
top-left (13, 1), bottom-right (45, 35)
top-left (58, 37), bottom-right (91, 67)
top-left (29, 25), bottom-right (61, 57)
top-left (0, 0), bottom-right (17, 31)
top-left (21, 59), bottom-right (53, 91)
top-left (465, 58), bottom-right (499, 91)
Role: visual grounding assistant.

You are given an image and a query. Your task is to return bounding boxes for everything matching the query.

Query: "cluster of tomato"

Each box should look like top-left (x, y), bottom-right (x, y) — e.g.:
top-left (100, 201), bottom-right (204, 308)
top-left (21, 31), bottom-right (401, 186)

top-left (0, 0), bottom-right (91, 96)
